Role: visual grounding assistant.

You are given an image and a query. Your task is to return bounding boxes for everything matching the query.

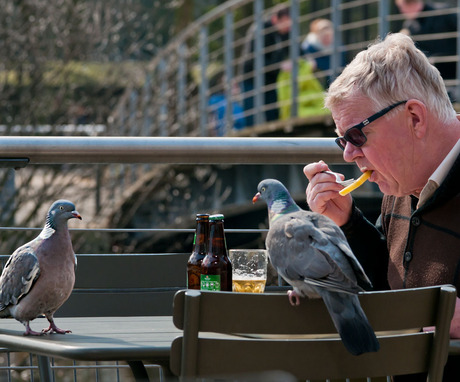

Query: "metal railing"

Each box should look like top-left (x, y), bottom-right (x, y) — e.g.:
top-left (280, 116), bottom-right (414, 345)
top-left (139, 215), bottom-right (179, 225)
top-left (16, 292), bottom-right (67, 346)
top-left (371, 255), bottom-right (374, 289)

top-left (0, 136), bottom-right (347, 240)
top-left (108, 0), bottom-right (460, 138)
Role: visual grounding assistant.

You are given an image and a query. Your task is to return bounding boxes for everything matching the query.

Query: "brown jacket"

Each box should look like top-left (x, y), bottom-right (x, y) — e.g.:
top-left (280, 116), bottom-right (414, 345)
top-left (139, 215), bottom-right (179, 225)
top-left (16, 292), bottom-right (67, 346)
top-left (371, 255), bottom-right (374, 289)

top-left (381, 192), bottom-right (460, 292)
top-left (342, 153), bottom-right (460, 296)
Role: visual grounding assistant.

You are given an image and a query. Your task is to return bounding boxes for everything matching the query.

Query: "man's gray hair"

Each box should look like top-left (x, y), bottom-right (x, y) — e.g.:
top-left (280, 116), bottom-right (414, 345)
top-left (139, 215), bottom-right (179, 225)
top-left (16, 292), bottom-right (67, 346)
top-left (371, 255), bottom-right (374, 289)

top-left (325, 33), bottom-right (456, 123)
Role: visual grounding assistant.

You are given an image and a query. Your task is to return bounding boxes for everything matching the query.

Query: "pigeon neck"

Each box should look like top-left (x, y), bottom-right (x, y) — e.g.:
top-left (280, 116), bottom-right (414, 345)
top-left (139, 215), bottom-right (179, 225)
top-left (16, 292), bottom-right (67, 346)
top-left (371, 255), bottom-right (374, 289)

top-left (40, 215), bottom-right (57, 239)
top-left (45, 214), bottom-right (57, 229)
top-left (269, 198), bottom-right (299, 221)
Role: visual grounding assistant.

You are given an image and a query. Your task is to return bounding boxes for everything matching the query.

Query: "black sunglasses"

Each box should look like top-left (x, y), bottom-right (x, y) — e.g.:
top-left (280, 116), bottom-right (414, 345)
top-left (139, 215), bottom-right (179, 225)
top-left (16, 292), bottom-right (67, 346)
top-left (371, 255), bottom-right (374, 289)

top-left (335, 100), bottom-right (407, 150)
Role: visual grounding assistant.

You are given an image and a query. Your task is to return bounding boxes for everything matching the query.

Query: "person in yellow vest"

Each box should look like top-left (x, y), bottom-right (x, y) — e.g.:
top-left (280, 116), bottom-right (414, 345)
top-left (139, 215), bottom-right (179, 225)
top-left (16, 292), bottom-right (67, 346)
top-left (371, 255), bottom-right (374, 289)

top-left (277, 59), bottom-right (329, 120)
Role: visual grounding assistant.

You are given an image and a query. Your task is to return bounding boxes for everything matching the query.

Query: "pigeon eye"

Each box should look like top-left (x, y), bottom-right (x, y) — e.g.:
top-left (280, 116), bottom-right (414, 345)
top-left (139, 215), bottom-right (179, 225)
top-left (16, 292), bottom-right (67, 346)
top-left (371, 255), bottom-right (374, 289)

top-left (59, 206), bottom-right (64, 210)
top-left (261, 187), bottom-right (266, 192)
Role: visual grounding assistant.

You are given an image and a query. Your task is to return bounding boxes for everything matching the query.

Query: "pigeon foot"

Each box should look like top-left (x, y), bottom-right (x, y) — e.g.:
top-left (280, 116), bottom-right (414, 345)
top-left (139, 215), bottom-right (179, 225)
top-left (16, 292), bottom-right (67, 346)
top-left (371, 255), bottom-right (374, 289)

top-left (23, 323), bottom-right (45, 336)
top-left (288, 290), bottom-right (301, 306)
top-left (42, 320), bottom-right (72, 335)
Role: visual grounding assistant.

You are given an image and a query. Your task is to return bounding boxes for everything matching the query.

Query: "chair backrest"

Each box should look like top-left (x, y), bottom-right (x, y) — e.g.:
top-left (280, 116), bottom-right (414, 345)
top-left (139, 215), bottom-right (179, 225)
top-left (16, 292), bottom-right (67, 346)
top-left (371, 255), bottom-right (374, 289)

top-left (56, 253), bottom-right (188, 317)
top-left (170, 285), bottom-right (456, 381)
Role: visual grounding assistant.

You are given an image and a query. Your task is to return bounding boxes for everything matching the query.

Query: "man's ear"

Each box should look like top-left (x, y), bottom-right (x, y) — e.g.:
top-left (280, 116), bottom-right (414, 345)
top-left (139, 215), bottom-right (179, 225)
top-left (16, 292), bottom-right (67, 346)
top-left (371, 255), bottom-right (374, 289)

top-left (406, 99), bottom-right (427, 139)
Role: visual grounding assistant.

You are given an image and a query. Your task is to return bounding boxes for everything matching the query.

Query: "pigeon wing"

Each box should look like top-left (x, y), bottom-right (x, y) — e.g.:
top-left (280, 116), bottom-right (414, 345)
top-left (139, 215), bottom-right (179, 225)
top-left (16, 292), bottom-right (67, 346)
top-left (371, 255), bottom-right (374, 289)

top-left (0, 246), bottom-right (40, 310)
top-left (309, 213), bottom-right (373, 288)
top-left (267, 212), bottom-right (363, 295)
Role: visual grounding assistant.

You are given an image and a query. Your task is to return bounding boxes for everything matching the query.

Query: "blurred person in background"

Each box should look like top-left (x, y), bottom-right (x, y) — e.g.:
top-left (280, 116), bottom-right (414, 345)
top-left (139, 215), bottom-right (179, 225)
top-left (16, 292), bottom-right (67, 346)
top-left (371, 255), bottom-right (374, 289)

top-left (208, 72), bottom-right (246, 136)
top-left (395, 0), bottom-right (457, 87)
top-left (241, 3), bottom-right (292, 126)
top-left (301, 18), bottom-right (345, 87)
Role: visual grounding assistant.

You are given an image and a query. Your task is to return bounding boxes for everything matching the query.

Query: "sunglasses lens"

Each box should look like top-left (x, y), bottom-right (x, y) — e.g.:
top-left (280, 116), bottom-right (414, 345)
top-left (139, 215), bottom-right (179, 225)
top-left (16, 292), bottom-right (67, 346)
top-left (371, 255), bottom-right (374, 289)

top-left (344, 128), bottom-right (367, 147)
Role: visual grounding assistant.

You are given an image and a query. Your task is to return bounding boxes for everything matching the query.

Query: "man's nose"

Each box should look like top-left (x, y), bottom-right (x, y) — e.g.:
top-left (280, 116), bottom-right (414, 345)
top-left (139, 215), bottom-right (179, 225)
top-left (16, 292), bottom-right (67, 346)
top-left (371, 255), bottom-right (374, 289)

top-left (343, 142), bottom-right (364, 163)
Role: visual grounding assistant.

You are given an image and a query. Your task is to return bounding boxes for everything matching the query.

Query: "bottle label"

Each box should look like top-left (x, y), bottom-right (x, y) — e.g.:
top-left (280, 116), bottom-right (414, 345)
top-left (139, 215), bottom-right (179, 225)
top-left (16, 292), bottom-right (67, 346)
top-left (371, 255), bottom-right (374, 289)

top-left (200, 274), bottom-right (221, 291)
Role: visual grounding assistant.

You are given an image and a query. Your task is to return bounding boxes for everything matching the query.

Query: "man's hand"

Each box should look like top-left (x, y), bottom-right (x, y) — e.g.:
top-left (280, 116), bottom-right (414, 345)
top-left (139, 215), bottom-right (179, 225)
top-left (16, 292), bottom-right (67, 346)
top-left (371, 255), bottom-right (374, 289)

top-left (424, 297), bottom-right (460, 338)
top-left (450, 297), bottom-right (460, 338)
top-left (304, 161), bottom-right (353, 227)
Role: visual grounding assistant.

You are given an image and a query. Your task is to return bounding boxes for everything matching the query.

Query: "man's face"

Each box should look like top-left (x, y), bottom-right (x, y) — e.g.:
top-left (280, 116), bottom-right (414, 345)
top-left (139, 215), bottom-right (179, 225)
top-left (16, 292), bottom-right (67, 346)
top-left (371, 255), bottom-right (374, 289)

top-left (333, 99), bottom-right (420, 196)
top-left (275, 15), bottom-right (291, 35)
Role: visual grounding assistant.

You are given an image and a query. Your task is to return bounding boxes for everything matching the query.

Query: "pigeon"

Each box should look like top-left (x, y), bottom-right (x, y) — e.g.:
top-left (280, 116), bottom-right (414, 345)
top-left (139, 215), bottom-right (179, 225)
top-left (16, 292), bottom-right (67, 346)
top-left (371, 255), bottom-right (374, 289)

top-left (253, 179), bottom-right (379, 355)
top-left (0, 200), bottom-right (82, 336)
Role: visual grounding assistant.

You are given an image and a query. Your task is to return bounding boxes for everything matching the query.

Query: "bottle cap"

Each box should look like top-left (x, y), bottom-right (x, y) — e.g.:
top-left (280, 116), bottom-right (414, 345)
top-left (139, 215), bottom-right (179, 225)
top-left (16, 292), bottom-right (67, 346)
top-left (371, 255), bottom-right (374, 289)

top-left (209, 214), bottom-right (224, 221)
top-left (196, 213), bottom-right (210, 219)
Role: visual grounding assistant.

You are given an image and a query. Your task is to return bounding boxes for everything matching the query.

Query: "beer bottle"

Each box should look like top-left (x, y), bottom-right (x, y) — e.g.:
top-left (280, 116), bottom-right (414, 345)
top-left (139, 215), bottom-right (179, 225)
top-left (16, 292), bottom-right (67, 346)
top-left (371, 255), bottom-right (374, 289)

top-left (187, 214), bottom-right (209, 290)
top-left (200, 214), bottom-right (232, 291)
top-left (213, 214), bottom-right (232, 291)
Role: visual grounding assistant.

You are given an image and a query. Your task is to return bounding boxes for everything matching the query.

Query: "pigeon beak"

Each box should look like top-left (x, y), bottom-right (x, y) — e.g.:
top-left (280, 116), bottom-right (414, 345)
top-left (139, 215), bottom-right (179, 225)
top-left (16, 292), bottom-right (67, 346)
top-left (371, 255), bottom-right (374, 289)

top-left (72, 211), bottom-right (82, 220)
top-left (252, 192), bottom-right (261, 204)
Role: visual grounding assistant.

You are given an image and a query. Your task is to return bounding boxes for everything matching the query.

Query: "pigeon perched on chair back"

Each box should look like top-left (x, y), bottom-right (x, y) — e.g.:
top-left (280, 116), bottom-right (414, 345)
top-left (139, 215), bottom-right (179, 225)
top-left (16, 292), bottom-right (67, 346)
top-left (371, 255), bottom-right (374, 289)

top-left (253, 179), bottom-right (379, 355)
top-left (0, 200), bottom-right (82, 335)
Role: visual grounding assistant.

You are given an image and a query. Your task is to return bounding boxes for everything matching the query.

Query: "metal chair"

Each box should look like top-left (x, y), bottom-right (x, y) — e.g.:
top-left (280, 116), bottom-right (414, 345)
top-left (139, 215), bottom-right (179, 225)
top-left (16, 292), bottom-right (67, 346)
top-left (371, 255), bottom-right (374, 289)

top-left (170, 285), bottom-right (456, 381)
top-left (39, 253), bottom-right (189, 381)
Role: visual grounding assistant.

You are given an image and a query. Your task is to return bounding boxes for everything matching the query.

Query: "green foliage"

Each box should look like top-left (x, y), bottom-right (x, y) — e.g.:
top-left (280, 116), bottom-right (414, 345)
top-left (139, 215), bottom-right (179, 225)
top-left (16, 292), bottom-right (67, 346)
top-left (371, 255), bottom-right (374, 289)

top-left (1, 61), bottom-right (148, 88)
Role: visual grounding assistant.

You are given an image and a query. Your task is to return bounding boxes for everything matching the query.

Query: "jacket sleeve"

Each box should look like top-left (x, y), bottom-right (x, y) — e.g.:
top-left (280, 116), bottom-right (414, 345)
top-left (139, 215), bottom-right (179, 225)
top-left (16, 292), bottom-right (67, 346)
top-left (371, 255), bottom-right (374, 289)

top-left (340, 202), bottom-right (390, 291)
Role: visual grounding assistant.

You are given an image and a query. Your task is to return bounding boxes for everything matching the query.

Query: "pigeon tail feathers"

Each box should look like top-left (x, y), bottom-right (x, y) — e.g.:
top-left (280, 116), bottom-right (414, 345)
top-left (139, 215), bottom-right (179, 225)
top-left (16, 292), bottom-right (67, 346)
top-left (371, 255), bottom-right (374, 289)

top-left (320, 290), bottom-right (380, 356)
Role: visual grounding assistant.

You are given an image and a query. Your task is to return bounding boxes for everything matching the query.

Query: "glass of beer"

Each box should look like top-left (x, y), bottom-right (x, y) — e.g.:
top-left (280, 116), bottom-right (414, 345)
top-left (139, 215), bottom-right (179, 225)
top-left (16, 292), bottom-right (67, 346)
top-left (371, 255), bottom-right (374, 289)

top-left (228, 249), bottom-right (268, 293)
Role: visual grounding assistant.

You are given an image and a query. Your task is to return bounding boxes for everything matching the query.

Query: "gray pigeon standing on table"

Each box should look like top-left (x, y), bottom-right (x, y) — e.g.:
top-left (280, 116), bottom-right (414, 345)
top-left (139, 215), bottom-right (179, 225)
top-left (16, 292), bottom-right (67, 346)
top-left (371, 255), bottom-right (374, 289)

top-left (253, 179), bottom-right (379, 356)
top-left (0, 200), bottom-right (82, 336)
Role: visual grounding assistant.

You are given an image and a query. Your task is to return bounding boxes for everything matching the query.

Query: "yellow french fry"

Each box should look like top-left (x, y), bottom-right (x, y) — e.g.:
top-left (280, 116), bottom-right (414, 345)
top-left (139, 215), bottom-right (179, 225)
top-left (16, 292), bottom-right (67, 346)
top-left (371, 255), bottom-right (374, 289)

top-left (339, 170), bottom-right (372, 196)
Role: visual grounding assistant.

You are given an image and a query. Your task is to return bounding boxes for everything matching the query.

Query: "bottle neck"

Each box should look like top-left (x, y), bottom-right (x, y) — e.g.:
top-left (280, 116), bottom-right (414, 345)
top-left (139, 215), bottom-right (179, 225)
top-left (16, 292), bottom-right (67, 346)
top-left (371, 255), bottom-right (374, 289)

top-left (193, 219), bottom-right (209, 254)
top-left (208, 221), bottom-right (227, 256)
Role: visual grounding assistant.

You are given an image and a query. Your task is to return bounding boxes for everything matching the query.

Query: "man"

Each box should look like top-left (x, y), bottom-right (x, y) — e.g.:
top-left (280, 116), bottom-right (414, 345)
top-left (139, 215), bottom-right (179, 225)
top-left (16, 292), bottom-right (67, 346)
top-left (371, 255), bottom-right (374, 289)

top-left (304, 33), bottom-right (460, 381)
top-left (395, 0), bottom-right (457, 82)
top-left (241, 4), bottom-right (292, 126)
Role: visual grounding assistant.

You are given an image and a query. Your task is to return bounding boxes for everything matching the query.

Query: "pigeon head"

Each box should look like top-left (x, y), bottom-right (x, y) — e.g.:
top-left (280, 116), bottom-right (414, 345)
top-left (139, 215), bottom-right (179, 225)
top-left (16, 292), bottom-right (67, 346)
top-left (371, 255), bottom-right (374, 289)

top-left (253, 179), bottom-right (299, 219)
top-left (46, 200), bottom-right (82, 230)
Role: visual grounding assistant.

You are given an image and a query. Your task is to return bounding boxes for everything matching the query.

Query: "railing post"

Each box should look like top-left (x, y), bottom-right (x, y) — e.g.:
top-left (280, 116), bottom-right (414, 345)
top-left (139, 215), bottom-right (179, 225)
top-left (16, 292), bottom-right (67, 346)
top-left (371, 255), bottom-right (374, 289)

top-left (199, 26), bottom-right (209, 137)
top-left (331, 0), bottom-right (343, 83)
top-left (142, 75), bottom-right (152, 136)
top-left (129, 90), bottom-right (138, 136)
top-left (290, 0), bottom-right (300, 119)
top-left (159, 59), bottom-right (168, 136)
top-left (254, 0), bottom-right (264, 126)
top-left (224, 10), bottom-right (235, 136)
top-left (118, 99), bottom-right (126, 136)
top-left (378, 0), bottom-right (389, 39)
top-left (0, 169), bottom-right (15, 224)
top-left (95, 166), bottom-right (102, 214)
top-left (177, 44), bottom-right (187, 136)
top-left (37, 355), bottom-right (53, 382)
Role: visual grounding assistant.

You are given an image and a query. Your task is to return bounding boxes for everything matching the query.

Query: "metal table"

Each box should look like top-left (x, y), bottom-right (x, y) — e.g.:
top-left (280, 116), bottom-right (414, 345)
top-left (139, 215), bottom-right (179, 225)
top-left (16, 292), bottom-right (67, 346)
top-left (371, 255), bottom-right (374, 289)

top-left (0, 316), bottom-right (180, 382)
top-left (0, 315), bottom-right (459, 381)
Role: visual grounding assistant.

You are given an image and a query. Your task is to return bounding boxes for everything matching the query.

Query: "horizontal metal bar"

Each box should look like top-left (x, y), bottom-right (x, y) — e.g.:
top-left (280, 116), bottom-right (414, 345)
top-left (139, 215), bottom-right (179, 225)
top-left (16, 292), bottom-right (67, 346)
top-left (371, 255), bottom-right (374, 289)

top-left (0, 136), bottom-right (344, 165)
top-left (0, 363), bottom-right (160, 370)
top-left (71, 287), bottom-right (184, 294)
top-left (0, 158), bottom-right (29, 168)
top-left (0, 227), bottom-right (268, 233)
